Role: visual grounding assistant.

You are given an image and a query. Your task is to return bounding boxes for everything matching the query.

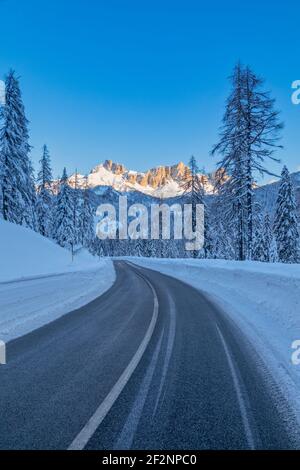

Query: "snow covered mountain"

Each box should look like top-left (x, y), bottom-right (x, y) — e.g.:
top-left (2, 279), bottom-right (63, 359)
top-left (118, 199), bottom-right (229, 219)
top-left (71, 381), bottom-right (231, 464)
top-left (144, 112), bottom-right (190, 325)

top-left (66, 159), bottom-right (300, 215)
top-left (68, 160), bottom-right (217, 198)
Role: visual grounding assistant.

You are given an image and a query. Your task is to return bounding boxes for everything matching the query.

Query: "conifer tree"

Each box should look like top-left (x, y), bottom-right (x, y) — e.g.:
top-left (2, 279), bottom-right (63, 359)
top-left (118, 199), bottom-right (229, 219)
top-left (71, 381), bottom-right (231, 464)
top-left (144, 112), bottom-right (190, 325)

top-left (182, 156), bottom-right (206, 258)
top-left (52, 168), bottom-right (75, 254)
top-left (71, 170), bottom-right (79, 246)
top-left (212, 63), bottom-right (283, 260)
top-left (78, 176), bottom-right (95, 249)
top-left (261, 213), bottom-right (277, 262)
top-left (212, 64), bottom-right (247, 260)
top-left (252, 204), bottom-right (265, 261)
top-left (273, 166), bottom-right (299, 263)
top-left (0, 70), bottom-right (36, 227)
top-left (36, 145), bottom-right (53, 236)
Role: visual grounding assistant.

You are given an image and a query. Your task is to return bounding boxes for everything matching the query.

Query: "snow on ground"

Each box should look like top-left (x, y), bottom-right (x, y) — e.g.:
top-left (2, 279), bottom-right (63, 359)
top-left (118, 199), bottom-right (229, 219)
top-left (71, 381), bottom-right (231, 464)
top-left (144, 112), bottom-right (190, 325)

top-left (0, 218), bottom-right (97, 282)
top-left (132, 257), bottom-right (300, 421)
top-left (0, 220), bottom-right (115, 341)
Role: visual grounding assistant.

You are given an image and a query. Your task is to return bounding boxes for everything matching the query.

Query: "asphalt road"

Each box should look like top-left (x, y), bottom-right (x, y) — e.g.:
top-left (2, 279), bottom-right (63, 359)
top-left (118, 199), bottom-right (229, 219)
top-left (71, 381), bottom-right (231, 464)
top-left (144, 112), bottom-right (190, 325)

top-left (0, 261), bottom-right (298, 450)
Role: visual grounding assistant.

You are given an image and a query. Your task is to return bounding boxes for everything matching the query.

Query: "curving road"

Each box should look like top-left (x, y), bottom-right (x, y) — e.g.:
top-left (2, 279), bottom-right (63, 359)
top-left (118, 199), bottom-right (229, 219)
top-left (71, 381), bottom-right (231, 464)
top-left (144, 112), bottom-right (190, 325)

top-left (0, 261), bottom-right (298, 450)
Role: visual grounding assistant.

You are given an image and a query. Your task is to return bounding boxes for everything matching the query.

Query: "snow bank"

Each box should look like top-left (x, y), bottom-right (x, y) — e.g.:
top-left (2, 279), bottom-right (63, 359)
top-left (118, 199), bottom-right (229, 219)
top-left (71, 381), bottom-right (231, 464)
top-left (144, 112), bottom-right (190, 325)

top-left (132, 257), bottom-right (300, 419)
top-left (0, 220), bottom-right (115, 340)
top-left (0, 219), bottom-right (98, 282)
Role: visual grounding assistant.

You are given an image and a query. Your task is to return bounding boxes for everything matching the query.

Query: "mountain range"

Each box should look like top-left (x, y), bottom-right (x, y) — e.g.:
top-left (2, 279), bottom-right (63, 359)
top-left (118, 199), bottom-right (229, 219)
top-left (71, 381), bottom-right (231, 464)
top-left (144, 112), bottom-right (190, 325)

top-left (64, 159), bottom-right (300, 216)
top-left (68, 160), bottom-right (222, 198)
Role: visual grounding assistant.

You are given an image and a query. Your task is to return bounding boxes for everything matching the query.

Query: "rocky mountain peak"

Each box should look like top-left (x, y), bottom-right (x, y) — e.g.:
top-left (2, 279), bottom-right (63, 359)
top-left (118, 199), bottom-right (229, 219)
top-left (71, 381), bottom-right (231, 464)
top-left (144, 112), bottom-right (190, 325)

top-left (103, 159), bottom-right (127, 175)
top-left (69, 159), bottom-right (216, 198)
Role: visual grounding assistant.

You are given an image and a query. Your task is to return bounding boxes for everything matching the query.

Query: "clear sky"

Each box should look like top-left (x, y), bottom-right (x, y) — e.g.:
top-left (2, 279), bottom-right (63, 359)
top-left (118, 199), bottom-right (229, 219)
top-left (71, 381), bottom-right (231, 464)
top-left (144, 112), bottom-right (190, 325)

top-left (0, 0), bottom-right (299, 181)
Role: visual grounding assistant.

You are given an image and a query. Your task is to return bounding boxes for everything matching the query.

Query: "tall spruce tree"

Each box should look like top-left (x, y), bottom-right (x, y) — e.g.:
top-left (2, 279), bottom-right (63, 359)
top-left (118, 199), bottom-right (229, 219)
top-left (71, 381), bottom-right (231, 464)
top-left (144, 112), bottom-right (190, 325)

top-left (78, 176), bottom-right (95, 250)
top-left (243, 67), bottom-right (283, 259)
top-left (252, 204), bottom-right (265, 261)
top-left (71, 170), bottom-right (79, 246)
top-left (52, 168), bottom-right (75, 254)
top-left (262, 213), bottom-right (277, 263)
top-left (182, 156), bottom-right (207, 258)
top-left (212, 64), bottom-right (247, 260)
top-left (36, 145), bottom-right (53, 236)
top-left (0, 70), bottom-right (36, 227)
top-left (273, 166), bottom-right (299, 263)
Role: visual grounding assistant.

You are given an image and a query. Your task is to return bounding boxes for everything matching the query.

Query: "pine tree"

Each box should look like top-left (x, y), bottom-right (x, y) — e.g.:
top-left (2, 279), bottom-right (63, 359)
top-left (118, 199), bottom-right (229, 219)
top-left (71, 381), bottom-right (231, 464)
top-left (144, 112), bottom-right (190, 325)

top-left (182, 156), bottom-right (206, 258)
top-left (262, 213), bottom-right (277, 262)
top-left (71, 170), bottom-right (79, 246)
top-left (243, 66), bottom-right (283, 259)
top-left (78, 176), bottom-right (95, 250)
top-left (91, 237), bottom-right (105, 259)
top-left (252, 204), bottom-right (265, 261)
top-left (52, 168), bottom-right (75, 254)
top-left (211, 219), bottom-right (234, 260)
top-left (0, 70), bottom-right (36, 228)
top-left (273, 166), bottom-right (299, 263)
top-left (209, 195), bottom-right (235, 260)
top-left (212, 63), bottom-right (283, 260)
top-left (182, 156), bottom-right (204, 203)
top-left (212, 63), bottom-right (247, 260)
top-left (36, 145), bottom-right (53, 236)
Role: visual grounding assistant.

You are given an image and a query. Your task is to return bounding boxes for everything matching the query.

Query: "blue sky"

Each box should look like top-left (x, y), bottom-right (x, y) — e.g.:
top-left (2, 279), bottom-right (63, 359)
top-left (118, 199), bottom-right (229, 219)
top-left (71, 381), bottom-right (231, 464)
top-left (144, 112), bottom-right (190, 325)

top-left (0, 0), bottom-right (299, 180)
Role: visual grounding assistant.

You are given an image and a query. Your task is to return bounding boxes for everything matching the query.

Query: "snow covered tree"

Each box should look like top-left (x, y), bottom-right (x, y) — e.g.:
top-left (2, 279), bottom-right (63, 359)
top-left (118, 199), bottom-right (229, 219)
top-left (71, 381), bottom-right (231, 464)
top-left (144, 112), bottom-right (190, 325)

top-left (78, 176), bottom-right (95, 250)
top-left (0, 70), bottom-right (36, 228)
top-left (70, 170), bottom-right (80, 246)
top-left (52, 168), bottom-right (75, 255)
top-left (210, 216), bottom-right (235, 260)
top-left (182, 156), bottom-right (207, 258)
top-left (182, 156), bottom-right (204, 203)
top-left (131, 237), bottom-right (145, 257)
top-left (36, 145), bottom-right (53, 236)
top-left (209, 195), bottom-right (236, 260)
top-left (261, 213), bottom-right (277, 262)
top-left (212, 63), bottom-right (283, 260)
top-left (91, 237), bottom-right (105, 259)
top-left (273, 166), bottom-right (299, 263)
top-left (212, 64), bottom-right (247, 260)
top-left (243, 66), bottom-right (283, 259)
top-left (252, 204), bottom-right (265, 261)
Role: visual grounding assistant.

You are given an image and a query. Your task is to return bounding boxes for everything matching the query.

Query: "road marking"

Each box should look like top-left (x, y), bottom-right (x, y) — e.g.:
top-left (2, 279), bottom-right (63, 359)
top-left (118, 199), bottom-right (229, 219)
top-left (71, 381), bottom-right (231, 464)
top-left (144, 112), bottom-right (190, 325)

top-left (68, 265), bottom-right (159, 450)
top-left (216, 324), bottom-right (256, 450)
top-left (114, 328), bottom-right (164, 449)
top-left (153, 292), bottom-right (176, 416)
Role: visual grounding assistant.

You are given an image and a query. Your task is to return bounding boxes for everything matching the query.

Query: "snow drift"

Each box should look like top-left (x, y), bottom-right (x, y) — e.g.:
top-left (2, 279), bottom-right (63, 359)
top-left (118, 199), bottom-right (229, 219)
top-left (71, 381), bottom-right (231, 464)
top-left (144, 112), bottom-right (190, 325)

top-left (0, 220), bottom-right (115, 340)
top-left (0, 218), bottom-right (97, 282)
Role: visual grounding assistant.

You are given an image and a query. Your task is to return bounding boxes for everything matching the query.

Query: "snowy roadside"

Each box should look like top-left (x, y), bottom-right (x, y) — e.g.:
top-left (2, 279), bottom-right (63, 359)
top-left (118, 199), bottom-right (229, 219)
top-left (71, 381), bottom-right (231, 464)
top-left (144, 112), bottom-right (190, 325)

top-left (0, 260), bottom-right (116, 342)
top-left (131, 257), bottom-right (300, 421)
top-left (0, 220), bottom-right (116, 341)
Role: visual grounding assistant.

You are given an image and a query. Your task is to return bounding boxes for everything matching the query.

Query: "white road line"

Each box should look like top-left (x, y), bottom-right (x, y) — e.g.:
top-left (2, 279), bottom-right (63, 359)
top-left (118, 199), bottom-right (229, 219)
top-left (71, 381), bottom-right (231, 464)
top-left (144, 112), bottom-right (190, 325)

top-left (216, 324), bottom-right (255, 450)
top-left (153, 292), bottom-right (176, 416)
top-left (68, 267), bottom-right (159, 450)
top-left (114, 328), bottom-right (164, 449)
